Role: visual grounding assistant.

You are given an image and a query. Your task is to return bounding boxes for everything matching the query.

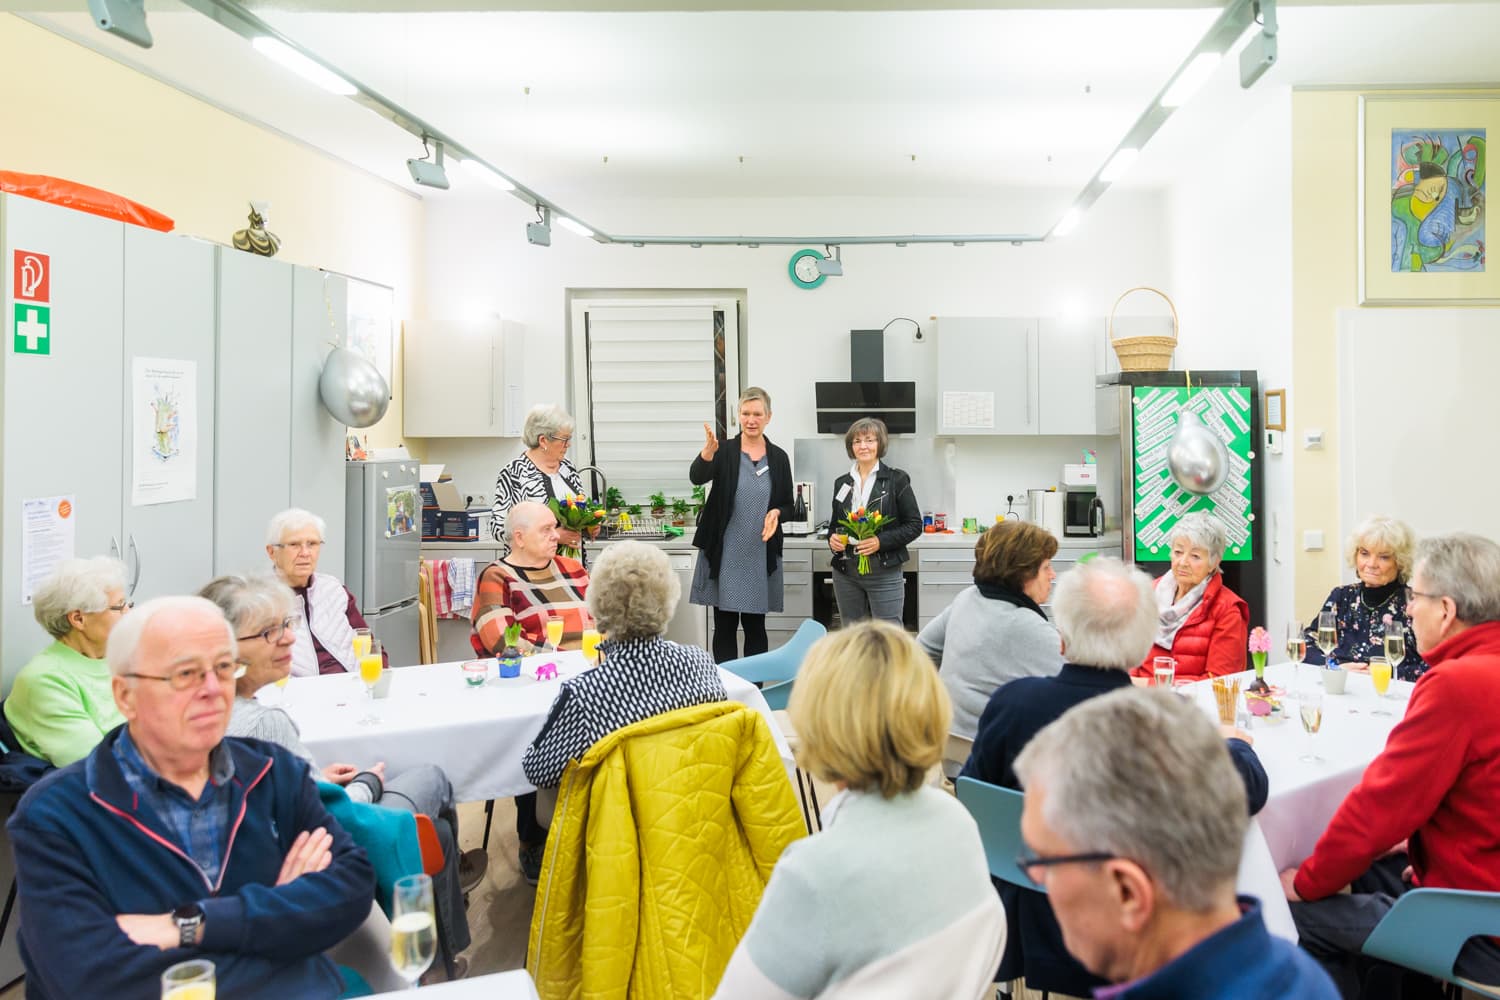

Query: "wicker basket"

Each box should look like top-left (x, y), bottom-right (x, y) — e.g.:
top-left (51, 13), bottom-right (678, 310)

top-left (1109, 286), bottom-right (1178, 372)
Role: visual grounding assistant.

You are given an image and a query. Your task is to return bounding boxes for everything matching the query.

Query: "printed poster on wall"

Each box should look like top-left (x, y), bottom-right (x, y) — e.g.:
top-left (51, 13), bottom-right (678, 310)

top-left (22, 496), bottom-right (75, 605)
top-left (132, 357), bottom-right (198, 506)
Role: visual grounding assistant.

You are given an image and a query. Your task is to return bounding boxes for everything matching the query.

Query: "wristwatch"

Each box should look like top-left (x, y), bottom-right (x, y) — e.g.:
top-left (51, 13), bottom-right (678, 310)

top-left (172, 903), bottom-right (205, 948)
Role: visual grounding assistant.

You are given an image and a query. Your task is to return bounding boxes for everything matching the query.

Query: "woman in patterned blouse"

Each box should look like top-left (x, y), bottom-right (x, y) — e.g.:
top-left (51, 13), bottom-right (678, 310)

top-left (491, 403), bottom-right (586, 554)
top-left (1302, 515), bottom-right (1428, 681)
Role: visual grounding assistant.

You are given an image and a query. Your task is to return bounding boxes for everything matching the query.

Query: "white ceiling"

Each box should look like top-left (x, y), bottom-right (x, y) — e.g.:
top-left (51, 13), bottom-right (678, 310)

top-left (18, 2), bottom-right (1500, 236)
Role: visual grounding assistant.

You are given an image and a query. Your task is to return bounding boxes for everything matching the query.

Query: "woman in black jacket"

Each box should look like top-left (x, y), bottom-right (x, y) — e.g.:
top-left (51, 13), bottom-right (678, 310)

top-left (688, 387), bottom-right (793, 662)
top-left (828, 417), bottom-right (923, 625)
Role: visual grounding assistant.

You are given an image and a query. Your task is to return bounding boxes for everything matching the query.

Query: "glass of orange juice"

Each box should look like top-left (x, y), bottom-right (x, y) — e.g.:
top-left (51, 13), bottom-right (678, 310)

top-left (352, 627), bottom-right (373, 659)
top-left (545, 616), bottom-right (565, 651)
top-left (1369, 655), bottom-right (1394, 717)
top-left (161, 959), bottom-right (214, 999)
top-left (581, 628), bottom-right (602, 667)
top-left (358, 640), bottom-right (384, 725)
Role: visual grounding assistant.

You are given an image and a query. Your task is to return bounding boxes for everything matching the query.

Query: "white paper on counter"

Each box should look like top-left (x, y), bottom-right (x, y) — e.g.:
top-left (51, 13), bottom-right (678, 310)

top-left (22, 495), bottom-right (75, 604)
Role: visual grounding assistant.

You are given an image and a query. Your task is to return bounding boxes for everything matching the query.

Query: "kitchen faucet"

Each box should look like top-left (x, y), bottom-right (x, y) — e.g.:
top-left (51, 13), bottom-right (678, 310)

top-left (574, 465), bottom-right (608, 505)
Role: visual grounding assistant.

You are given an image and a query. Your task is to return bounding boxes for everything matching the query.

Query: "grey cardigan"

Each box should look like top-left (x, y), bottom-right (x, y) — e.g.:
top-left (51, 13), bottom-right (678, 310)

top-left (919, 586), bottom-right (1063, 739)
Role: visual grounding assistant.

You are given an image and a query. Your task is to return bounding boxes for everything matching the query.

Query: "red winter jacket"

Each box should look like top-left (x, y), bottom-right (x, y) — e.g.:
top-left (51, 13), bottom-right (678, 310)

top-left (1131, 573), bottom-right (1249, 682)
top-left (1295, 620), bottom-right (1500, 901)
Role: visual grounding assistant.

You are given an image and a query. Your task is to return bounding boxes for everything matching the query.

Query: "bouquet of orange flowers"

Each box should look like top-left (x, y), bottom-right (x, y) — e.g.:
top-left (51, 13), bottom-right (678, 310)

top-left (547, 494), bottom-right (606, 558)
top-left (839, 507), bottom-right (885, 575)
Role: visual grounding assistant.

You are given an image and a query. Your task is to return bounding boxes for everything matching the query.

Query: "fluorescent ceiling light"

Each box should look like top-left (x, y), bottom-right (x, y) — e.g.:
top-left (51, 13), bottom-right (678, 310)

top-left (1052, 208), bottom-right (1082, 237)
top-left (556, 217), bottom-right (594, 238)
top-left (1099, 148), bottom-right (1139, 184)
top-left (1159, 52), bottom-right (1221, 108)
top-left (458, 158), bottom-right (515, 192)
top-left (252, 37), bottom-right (355, 96)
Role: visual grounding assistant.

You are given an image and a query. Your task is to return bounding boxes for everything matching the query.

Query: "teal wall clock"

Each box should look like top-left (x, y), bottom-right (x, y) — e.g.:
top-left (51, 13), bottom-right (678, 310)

top-left (788, 249), bottom-right (826, 289)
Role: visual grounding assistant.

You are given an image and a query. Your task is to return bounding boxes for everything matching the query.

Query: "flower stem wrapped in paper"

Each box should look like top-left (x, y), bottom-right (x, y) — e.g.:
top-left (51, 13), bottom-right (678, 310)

top-left (839, 507), bottom-right (885, 575)
top-left (546, 494), bottom-right (606, 559)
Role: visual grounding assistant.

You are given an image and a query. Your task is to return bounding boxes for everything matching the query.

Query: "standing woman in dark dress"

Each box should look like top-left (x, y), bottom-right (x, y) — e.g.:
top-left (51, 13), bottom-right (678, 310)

top-left (689, 387), bottom-right (793, 663)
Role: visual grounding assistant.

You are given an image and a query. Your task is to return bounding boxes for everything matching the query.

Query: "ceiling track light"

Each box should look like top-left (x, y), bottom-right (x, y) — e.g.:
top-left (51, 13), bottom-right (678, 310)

top-left (406, 136), bottom-right (450, 190)
top-left (816, 245), bottom-right (843, 277)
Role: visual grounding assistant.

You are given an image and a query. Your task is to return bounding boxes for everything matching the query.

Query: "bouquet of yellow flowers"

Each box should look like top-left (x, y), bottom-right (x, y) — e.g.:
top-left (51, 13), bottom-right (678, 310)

top-left (547, 494), bottom-right (606, 558)
top-left (839, 507), bottom-right (885, 575)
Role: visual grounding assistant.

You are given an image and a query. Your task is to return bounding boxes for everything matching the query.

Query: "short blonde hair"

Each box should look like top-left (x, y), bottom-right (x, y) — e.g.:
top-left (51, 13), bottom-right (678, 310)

top-left (586, 541), bottom-right (678, 641)
top-left (1347, 515), bottom-right (1417, 583)
top-left (738, 386), bottom-right (772, 416)
top-left (788, 621), bottom-right (949, 798)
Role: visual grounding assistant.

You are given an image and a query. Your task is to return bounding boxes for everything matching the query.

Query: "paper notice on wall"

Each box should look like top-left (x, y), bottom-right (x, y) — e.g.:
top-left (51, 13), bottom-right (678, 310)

top-left (943, 391), bottom-right (995, 430)
top-left (132, 357), bottom-right (198, 506)
top-left (22, 496), bottom-right (75, 605)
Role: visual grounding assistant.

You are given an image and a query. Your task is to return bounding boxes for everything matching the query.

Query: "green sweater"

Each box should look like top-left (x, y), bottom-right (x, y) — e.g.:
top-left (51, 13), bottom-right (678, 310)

top-left (4, 640), bottom-right (124, 766)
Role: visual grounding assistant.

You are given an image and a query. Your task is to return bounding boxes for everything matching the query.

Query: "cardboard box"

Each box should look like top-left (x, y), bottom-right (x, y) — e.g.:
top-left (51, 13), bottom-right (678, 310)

top-left (430, 480), bottom-right (467, 511)
top-left (439, 508), bottom-right (490, 541)
top-left (419, 482), bottom-right (438, 507)
top-left (422, 508), bottom-right (442, 541)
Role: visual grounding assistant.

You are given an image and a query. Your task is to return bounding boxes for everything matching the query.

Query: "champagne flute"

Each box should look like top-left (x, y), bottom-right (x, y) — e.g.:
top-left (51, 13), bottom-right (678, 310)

top-left (352, 627), bottom-right (373, 659)
top-left (358, 639), bottom-right (383, 726)
top-left (390, 873), bottom-right (437, 989)
top-left (1297, 687), bottom-right (1325, 763)
top-left (1285, 621), bottom-right (1307, 684)
top-left (161, 959), bottom-right (215, 1000)
top-left (545, 615), bottom-right (565, 652)
top-left (1316, 610), bottom-right (1338, 668)
top-left (1369, 655), bottom-right (1395, 717)
top-left (1384, 619), bottom-right (1406, 668)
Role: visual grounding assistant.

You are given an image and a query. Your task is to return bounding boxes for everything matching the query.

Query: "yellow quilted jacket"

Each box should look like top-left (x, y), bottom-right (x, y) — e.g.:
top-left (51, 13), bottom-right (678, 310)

top-left (527, 701), bottom-right (806, 1000)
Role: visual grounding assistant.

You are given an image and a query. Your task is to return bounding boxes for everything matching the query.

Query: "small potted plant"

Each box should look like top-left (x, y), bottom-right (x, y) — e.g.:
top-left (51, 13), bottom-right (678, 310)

top-left (627, 503), bottom-right (643, 519)
top-left (691, 484), bottom-right (707, 519)
top-left (1247, 626), bottom-right (1271, 694)
top-left (605, 486), bottom-right (625, 513)
top-left (497, 622), bottom-right (524, 679)
top-left (649, 491), bottom-right (668, 518)
top-left (670, 496), bottom-right (691, 526)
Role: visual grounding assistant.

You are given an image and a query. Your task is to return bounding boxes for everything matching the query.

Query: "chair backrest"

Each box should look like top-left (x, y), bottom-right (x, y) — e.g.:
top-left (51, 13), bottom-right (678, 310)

top-left (1362, 887), bottom-right (1500, 996)
top-left (417, 562), bottom-right (438, 665)
top-left (722, 619), bottom-right (826, 686)
top-left (760, 679), bottom-right (793, 711)
top-left (0, 699), bottom-right (54, 794)
top-left (413, 813), bottom-right (446, 878)
top-left (954, 776), bottom-right (1040, 892)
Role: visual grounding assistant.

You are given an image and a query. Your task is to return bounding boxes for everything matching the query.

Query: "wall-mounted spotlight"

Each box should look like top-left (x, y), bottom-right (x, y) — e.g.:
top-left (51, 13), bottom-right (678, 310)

top-left (1239, 0), bottom-right (1278, 88)
top-left (816, 245), bottom-right (843, 277)
top-left (407, 137), bottom-right (450, 190)
top-left (527, 206), bottom-right (552, 247)
top-left (89, 0), bottom-right (152, 48)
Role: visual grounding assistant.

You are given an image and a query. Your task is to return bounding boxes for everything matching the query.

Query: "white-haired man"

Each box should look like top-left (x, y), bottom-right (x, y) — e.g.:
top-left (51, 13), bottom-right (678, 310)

top-left (265, 508), bottom-right (385, 676)
top-left (962, 557), bottom-right (1267, 995)
top-left (1015, 689), bottom-right (1337, 998)
top-left (7, 596), bottom-right (373, 999)
top-left (1283, 534), bottom-right (1500, 996)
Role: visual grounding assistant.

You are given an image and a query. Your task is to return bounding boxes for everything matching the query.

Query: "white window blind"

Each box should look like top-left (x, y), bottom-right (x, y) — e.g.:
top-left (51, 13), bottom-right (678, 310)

top-left (580, 304), bottom-right (721, 504)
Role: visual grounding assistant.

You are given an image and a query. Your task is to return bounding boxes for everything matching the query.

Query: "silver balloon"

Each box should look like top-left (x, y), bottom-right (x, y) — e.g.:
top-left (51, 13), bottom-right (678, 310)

top-left (318, 348), bottom-right (390, 428)
top-left (1167, 409), bottom-right (1229, 495)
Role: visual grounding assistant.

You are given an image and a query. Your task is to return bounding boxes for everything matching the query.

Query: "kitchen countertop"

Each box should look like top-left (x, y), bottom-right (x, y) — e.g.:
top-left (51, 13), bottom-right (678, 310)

top-left (424, 531), bottom-right (1122, 557)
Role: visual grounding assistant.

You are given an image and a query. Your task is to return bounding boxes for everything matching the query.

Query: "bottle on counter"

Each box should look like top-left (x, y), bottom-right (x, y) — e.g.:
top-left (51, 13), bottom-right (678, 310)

top-left (792, 485), bottom-right (808, 524)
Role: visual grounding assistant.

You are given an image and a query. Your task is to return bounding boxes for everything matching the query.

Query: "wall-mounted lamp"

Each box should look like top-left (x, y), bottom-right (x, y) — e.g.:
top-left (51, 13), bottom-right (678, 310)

top-left (88, 0), bottom-right (152, 48)
top-left (526, 206), bottom-right (552, 247)
top-left (816, 245), bottom-right (843, 276)
top-left (407, 137), bottom-right (450, 190)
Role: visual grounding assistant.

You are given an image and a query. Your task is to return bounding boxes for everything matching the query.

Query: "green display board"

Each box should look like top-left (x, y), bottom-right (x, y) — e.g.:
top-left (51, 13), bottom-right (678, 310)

top-left (1132, 385), bottom-right (1253, 562)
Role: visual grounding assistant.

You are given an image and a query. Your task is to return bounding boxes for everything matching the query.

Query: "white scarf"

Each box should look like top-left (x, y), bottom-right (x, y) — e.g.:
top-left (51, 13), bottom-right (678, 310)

top-left (1154, 572), bottom-right (1210, 650)
top-left (290, 573), bottom-right (358, 677)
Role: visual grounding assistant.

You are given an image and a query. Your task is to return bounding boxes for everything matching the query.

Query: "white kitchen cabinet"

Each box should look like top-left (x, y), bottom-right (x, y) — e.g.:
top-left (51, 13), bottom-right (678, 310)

top-left (404, 318), bottom-right (523, 438)
top-left (1037, 316), bottom-right (1110, 435)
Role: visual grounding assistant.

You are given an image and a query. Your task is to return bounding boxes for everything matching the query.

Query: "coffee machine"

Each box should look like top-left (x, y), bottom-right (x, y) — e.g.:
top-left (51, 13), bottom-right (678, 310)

top-left (1063, 464), bottom-right (1106, 537)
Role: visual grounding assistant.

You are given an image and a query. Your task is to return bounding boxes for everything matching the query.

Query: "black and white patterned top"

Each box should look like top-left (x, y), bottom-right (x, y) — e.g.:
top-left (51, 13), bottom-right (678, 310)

top-left (521, 636), bottom-right (728, 788)
top-left (491, 452), bottom-right (585, 549)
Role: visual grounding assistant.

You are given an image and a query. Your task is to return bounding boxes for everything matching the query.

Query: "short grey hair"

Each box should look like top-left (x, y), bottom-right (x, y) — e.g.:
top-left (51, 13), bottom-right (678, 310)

top-left (266, 508), bottom-right (326, 547)
top-left (843, 417), bottom-right (889, 459)
top-left (198, 574), bottom-right (295, 633)
top-left (1347, 515), bottom-right (1417, 583)
top-left (504, 500), bottom-right (554, 549)
top-left (1169, 512), bottom-right (1227, 568)
top-left (522, 404), bottom-right (575, 448)
top-left (106, 595), bottom-right (236, 677)
top-left (738, 386), bottom-right (772, 415)
top-left (586, 541), bottom-right (678, 641)
top-left (1014, 688), bottom-right (1247, 912)
top-left (1053, 558), bottom-right (1158, 671)
top-left (31, 557), bottom-right (129, 639)
top-left (1414, 534), bottom-right (1500, 625)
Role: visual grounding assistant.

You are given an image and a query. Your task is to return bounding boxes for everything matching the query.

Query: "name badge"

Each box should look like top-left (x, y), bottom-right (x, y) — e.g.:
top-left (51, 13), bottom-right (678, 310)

top-left (755, 465), bottom-right (769, 477)
top-left (835, 483), bottom-right (851, 502)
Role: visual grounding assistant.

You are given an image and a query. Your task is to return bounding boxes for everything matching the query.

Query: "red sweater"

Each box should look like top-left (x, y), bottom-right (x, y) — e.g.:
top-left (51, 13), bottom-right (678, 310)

top-left (1295, 620), bottom-right (1500, 900)
top-left (1131, 573), bottom-right (1249, 682)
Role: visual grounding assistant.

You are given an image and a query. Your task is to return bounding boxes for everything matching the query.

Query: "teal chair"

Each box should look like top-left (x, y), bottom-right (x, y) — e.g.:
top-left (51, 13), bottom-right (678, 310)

top-left (722, 619), bottom-right (827, 830)
top-left (954, 777), bottom-right (1039, 894)
top-left (1361, 888), bottom-right (1500, 999)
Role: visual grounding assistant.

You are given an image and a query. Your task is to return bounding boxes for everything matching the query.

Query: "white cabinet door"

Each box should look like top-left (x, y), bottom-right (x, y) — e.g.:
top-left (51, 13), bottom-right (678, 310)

top-left (0, 196), bottom-right (124, 688)
top-left (404, 318), bottom-right (504, 437)
top-left (121, 227), bottom-right (216, 601)
top-left (291, 268), bottom-right (348, 576)
top-left (214, 250), bottom-right (292, 576)
top-left (936, 317), bottom-right (1037, 434)
top-left (1037, 316), bottom-right (1106, 435)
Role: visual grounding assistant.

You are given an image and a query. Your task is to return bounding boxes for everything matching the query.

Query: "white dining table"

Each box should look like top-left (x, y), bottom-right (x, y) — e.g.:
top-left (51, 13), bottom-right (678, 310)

top-left (271, 651), bottom-right (793, 803)
top-left (1178, 660), bottom-right (1413, 942)
top-left (366, 969), bottom-right (539, 998)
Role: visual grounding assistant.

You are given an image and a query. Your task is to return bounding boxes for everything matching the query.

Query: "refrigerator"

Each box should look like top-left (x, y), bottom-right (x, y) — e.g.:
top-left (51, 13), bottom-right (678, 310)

top-left (1097, 370), bottom-right (1266, 641)
top-left (345, 459), bottom-right (423, 667)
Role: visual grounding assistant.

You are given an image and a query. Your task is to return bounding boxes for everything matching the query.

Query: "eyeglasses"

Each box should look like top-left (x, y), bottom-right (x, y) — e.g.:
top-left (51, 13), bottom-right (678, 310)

top-left (106, 600), bottom-right (135, 613)
top-left (272, 540), bottom-right (323, 553)
top-left (238, 616), bottom-right (297, 644)
top-left (122, 662), bottom-right (247, 691)
top-left (1406, 587), bottom-right (1442, 605)
top-left (545, 434), bottom-right (572, 446)
top-left (1015, 850), bottom-right (1118, 888)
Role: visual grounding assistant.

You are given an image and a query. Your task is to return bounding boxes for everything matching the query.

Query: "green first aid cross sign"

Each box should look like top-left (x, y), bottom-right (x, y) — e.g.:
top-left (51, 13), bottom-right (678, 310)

top-left (13, 303), bottom-right (50, 355)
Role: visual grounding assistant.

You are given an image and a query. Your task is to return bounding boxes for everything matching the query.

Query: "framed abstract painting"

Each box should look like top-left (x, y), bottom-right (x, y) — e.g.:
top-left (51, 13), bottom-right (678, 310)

top-left (1360, 93), bottom-right (1496, 304)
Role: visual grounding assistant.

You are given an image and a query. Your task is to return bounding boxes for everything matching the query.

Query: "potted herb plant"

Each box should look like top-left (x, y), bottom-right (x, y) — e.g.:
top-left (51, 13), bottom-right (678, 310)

top-left (649, 491), bottom-right (668, 518)
top-left (605, 486), bottom-right (625, 513)
top-left (671, 496), bottom-right (691, 526)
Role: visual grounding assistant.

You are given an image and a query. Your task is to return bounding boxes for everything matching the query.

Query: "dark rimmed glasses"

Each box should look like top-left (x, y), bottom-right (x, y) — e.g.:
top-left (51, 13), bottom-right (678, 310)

top-left (1015, 850), bottom-right (1118, 888)
top-left (238, 617), bottom-right (297, 644)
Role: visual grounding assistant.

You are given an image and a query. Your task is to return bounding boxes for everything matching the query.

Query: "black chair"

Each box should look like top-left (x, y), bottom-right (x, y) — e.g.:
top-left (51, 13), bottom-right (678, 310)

top-left (0, 700), bottom-right (54, 947)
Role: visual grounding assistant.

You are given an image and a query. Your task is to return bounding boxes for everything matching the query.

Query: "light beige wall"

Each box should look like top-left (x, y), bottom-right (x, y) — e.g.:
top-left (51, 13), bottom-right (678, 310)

top-left (0, 15), bottom-right (424, 448)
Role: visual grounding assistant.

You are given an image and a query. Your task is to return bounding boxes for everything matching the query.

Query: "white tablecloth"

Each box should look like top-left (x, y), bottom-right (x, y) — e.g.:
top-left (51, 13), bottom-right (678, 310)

top-left (274, 652), bottom-right (793, 803)
top-left (367, 969), bottom-right (539, 998)
top-left (1179, 660), bottom-right (1412, 942)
